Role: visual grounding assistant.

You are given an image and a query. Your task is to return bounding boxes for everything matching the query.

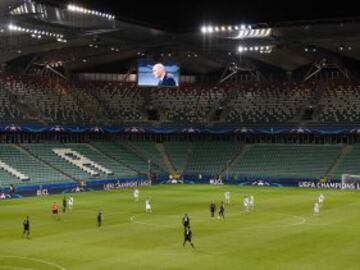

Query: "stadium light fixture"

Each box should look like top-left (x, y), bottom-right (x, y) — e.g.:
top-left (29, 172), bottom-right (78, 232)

top-left (31, 34), bottom-right (42, 39)
top-left (56, 38), bottom-right (67, 43)
top-left (234, 27), bottom-right (272, 39)
top-left (67, 4), bottom-right (75, 11)
top-left (8, 23), bottom-right (65, 40)
top-left (201, 23), bottom-right (265, 36)
top-left (67, 4), bottom-right (115, 20)
top-left (238, 45), bottom-right (272, 54)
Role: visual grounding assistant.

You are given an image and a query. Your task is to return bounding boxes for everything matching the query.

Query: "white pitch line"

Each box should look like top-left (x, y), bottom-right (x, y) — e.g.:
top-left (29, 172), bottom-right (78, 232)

top-left (274, 215), bottom-right (306, 227)
top-left (0, 256), bottom-right (66, 270)
top-left (0, 266), bottom-right (33, 270)
top-left (268, 214), bottom-right (307, 228)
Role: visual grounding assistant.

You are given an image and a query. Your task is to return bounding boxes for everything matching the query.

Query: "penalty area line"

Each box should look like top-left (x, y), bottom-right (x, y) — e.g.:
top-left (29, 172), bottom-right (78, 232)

top-left (0, 255), bottom-right (66, 270)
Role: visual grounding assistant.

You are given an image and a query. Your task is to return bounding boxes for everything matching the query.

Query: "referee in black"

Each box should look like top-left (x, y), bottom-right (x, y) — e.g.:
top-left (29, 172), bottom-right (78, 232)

top-left (97, 210), bottom-right (102, 227)
top-left (22, 216), bottom-right (30, 239)
top-left (210, 201), bottom-right (216, 217)
top-left (62, 196), bottom-right (67, 213)
top-left (218, 201), bottom-right (225, 219)
top-left (183, 226), bottom-right (195, 248)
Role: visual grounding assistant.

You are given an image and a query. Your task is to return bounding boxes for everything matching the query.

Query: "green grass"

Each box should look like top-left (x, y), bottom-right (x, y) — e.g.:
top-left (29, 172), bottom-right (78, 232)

top-left (0, 185), bottom-right (359, 270)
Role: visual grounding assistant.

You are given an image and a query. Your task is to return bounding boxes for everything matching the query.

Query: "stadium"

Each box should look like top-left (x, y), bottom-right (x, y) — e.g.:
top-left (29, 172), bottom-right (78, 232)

top-left (0, 0), bottom-right (359, 269)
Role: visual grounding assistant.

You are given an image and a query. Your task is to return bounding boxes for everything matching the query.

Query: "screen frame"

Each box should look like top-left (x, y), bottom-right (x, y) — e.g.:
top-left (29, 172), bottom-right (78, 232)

top-left (137, 59), bottom-right (181, 88)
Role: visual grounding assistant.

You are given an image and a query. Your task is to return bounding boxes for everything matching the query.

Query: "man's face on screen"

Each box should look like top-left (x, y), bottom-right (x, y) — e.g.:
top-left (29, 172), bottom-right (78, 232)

top-left (152, 64), bottom-right (165, 79)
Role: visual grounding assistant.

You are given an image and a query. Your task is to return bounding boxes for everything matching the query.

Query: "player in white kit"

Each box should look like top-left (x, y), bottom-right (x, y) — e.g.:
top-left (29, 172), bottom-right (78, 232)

top-left (224, 191), bottom-right (230, 204)
top-left (318, 193), bottom-right (325, 206)
top-left (145, 199), bottom-right (152, 213)
top-left (314, 202), bottom-right (320, 216)
top-left (249, 195), bottom-right (254, 210)
top-left (243, 196), bottom-right (250, 212)
top-left (133, 188), bottom-right (140, 202)
top-left (68, 196), bottom-right (74, 210)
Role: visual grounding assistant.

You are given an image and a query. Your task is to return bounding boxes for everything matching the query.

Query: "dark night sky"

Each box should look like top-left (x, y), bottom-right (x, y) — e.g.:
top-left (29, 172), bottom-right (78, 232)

top-left (59, 0), bottom-right (359, 31)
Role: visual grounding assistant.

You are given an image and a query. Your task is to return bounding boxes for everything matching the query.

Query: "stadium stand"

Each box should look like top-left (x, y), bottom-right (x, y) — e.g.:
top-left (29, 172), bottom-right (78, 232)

top-left (125, 141), bottom-right (168, 174)
top-left (184, 142), bottom-right (241, 176)
top-left (3, 74), bottom-right (360, 126)
top-left (164, 142), bottom-right (189, 174)
top-left (89, 141), bottom-right (160, 175)
top-left (318, 81), bottom-right (360, 123)
top-left (225, 81), bottom-right (315, 123)
top-left (228, 144), bottom-right (341, 179)
top-left (0, 75), bottom-right (93, 125)
top-left (333, 145), bottom-right (360, 177)
top-left (1, 74), bottom-right (360, 186)
top-left (22, 143), bottom-right (137, 181)
top-left (74, 81), bottom-right (145, 124)
top-left (150, 85), bottom-right (226, 123)
top-left (0, 144), bottom-right (71, 186)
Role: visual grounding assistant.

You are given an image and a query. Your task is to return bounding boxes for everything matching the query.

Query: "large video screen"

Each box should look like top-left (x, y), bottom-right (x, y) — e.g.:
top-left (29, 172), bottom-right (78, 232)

top-left (138, 61), bottom-right (180, 87)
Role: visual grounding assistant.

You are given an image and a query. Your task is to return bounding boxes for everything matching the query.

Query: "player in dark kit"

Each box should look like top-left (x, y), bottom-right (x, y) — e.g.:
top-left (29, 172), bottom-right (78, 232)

top-left (183, 226), bottom-right (195, 248)
top-left (97, 210), bottom-right (102, 227)
top-left (62, 196), bottom-right (67, 213)
top-left (22, 216), bottom-right (30, 239)
top-left (218, 201), bottom-right (225, 219)
top-left (182, 213), bottom-right (190, 228)
top-left (210, 201), bottom-right (216, 217)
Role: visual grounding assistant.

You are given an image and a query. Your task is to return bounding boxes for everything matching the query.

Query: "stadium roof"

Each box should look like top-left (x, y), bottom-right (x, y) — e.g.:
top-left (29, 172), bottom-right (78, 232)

top-left (1, 0), bottom-right (360, 74)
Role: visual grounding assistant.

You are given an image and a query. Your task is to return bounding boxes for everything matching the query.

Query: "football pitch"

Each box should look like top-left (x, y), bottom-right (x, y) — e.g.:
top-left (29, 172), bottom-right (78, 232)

top-left (0, 185), bottom-right (359, 270)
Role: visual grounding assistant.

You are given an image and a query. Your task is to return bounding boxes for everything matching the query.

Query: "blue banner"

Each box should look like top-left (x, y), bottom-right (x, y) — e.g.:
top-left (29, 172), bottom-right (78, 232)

top-left (2, 176), bottom-right (359, 200)
top-left (0, 177), bottom-right (148, 198)
top-left (1, 124), bottom-right (360, 135)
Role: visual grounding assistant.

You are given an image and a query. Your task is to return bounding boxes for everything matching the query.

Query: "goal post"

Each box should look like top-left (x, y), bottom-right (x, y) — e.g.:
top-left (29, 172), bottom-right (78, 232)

top-left (341, 174), bottom-right (360, 189)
